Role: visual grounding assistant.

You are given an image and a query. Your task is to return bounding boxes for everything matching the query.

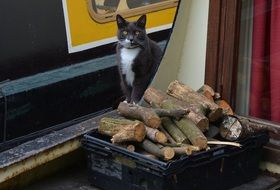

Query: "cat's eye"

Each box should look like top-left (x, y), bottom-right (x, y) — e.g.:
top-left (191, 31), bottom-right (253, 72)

top-left (122, 30), bottom-right (128, 35)
top-left (135, 31), bottom-right (140, 35)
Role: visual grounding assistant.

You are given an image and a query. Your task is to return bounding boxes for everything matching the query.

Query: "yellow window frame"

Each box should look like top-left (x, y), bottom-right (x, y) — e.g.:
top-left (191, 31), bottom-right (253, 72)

top-left (87, 0), bottom-right (179, 23)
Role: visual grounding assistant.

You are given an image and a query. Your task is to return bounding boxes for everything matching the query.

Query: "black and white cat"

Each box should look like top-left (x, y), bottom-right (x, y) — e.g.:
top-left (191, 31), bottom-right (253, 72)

top-left (116, 14), bottom-right (163, 103)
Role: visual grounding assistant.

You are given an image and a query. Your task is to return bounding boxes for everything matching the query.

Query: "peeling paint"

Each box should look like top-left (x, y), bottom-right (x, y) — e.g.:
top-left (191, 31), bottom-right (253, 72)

top-left (0, 110), bottom-right (117, 184)
top-left (260, 161), bottom-right (280, 175)
top-left (0, 139), bottom-right (80, 183)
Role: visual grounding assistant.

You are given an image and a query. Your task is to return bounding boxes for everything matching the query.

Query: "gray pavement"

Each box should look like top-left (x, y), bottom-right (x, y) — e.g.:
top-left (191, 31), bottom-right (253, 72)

top-left (22, 164), bottom-right (279, 190)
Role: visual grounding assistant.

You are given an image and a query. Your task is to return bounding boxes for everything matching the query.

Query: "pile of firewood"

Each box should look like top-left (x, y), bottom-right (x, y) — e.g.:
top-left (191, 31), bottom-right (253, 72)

top-left (97, 80), bottom-right (273, 161)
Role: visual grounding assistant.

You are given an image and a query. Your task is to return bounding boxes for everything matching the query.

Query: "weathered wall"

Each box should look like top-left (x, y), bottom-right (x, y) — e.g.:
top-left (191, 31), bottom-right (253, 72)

top-left (152, 0), bottom-right (209, 90)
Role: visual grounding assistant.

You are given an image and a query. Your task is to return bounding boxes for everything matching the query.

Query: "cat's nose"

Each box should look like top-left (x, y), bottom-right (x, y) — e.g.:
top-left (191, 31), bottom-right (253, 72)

top-left (128, 36), bottom-right (133, 42)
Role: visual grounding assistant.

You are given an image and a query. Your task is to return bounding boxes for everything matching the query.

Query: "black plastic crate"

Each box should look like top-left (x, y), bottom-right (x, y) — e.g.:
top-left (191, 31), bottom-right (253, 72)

top-left (81, 130), bottom-right (268, 190)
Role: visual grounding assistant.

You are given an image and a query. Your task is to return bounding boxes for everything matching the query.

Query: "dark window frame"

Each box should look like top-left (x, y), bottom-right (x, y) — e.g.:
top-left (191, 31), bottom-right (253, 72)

top-left (205, 0), bottom-right (242, 108)
top-left (205, 0), bottom-right (280, 164)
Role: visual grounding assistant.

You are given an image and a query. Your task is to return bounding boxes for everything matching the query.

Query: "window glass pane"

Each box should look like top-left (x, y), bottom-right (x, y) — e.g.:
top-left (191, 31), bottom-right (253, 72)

top-left (88, 0), bottom-right (178, 23)
top-left (237, 0), bottom-right (280, 124)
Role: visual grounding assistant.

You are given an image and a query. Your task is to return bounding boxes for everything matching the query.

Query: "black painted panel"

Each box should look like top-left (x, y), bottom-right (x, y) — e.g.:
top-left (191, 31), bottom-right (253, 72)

top-left (0, 97), bottom-right (4, 143)
top-left (5, 66), bottom-right (122, 140)
top-left (0, 0), bottom-right (67, 81)
top-left (0, 0), bottom-right (171, 150)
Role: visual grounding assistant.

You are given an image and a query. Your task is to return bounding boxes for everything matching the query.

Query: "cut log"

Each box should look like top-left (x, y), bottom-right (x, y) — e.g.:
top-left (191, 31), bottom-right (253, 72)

top-left (154, 108), bottom-right (190, 118)
top-left (145, 126), bottom-right (168, 144)
top-left (159, 125), bottom-right (177, 144)
top-left (127, 144), bottom-right (136, 152)
top-left (185, 108), bottom-right (209, 132)
top-left (158, 142), bottom-right (183, 147)
top-left (219, 115), bottom-right (243, 141)
top-left (173, 147), bottom-right (190, 155)
top-left (215, 100), bottom-right (234, 115)
top-left (117, 102), bottom-right (161, 128)
top-left (118, 102), bottom-right (188, 127)
top-left (144, 87), bottom-right (209, 132)
top-left (158, 143), bottom-right (200, 156)
top-left (98, 117), bottom-right (146, 143)
top-left (237, 116), bottom-right (279, 136)
top-left (140, 139), bottom-right (175, 160)
top-left (167, 80), bottom-right (223, 122)
top-left (201, 91), bottom-right (214, 102)
top-left (144, 87), bottom-right (167, 106)
top-left (173, 118), bottom-right (208, 149)
top-left (161, 99), bottom-right (209, 132)
top-left (159, 99), bottom-right (208, 149)
top-left (161, 117), bottom-right (189, 144)
top-left (165, 101), bottom-right (209, 131)
top-left (197, 84), bottom-right (215, 96)
top-left (220, 115), bottom-right (278, 141)
top-left (173, 145), bottom-right (200, 156)
top-left (168, 97), bottom-right (209, 132)
top-left (197, 84), bottom-right (215, 102)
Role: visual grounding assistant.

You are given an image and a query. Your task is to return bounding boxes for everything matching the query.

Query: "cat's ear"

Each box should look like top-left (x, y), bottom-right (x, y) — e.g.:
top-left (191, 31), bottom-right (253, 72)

top-left (116, 14), bottom-right (127, 28)
top-left (136, 15), bottom-right (146, 28)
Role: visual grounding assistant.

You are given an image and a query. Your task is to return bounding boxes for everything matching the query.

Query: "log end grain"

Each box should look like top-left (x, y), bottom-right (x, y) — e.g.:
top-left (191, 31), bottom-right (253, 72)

top-left (155, 131), bottom-right (168, 144)
top-left (219, 116), bottom-right (242, 141)
top-left (110, 122), bottom-right (146, 143)
top-left (134, 123), bottom-right (147, 142)
top-left (216, 100), bottom-right (234, 115)
top-left (162, 147), bottom-right (175, 160)
top-left (184, 145), bottom-right (201, 155)
top-left (193, 137), bottom-right (208, 150)
top-left (127, 144), bottom-right (136, 152)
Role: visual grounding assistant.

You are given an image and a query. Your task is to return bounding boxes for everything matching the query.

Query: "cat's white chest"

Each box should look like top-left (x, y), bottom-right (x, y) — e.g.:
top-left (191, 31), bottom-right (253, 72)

top-left (120, 47), bottom-right (141, 86)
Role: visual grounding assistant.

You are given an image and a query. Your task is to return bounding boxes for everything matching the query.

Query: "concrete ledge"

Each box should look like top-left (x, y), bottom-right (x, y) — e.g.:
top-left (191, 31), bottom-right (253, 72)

top-left (0, 110), bottom-right (116, 184)
top-left (260, 162), bottom-right (280, 176)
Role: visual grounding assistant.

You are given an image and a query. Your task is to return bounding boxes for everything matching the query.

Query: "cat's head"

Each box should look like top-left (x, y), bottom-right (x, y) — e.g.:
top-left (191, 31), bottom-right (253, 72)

top-left (116, 14), bottom-right (147, 49)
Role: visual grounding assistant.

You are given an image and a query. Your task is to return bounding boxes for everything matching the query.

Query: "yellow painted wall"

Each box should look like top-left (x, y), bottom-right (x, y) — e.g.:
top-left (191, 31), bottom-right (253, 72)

top-left (66, 0), bottom-right (177, 47)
